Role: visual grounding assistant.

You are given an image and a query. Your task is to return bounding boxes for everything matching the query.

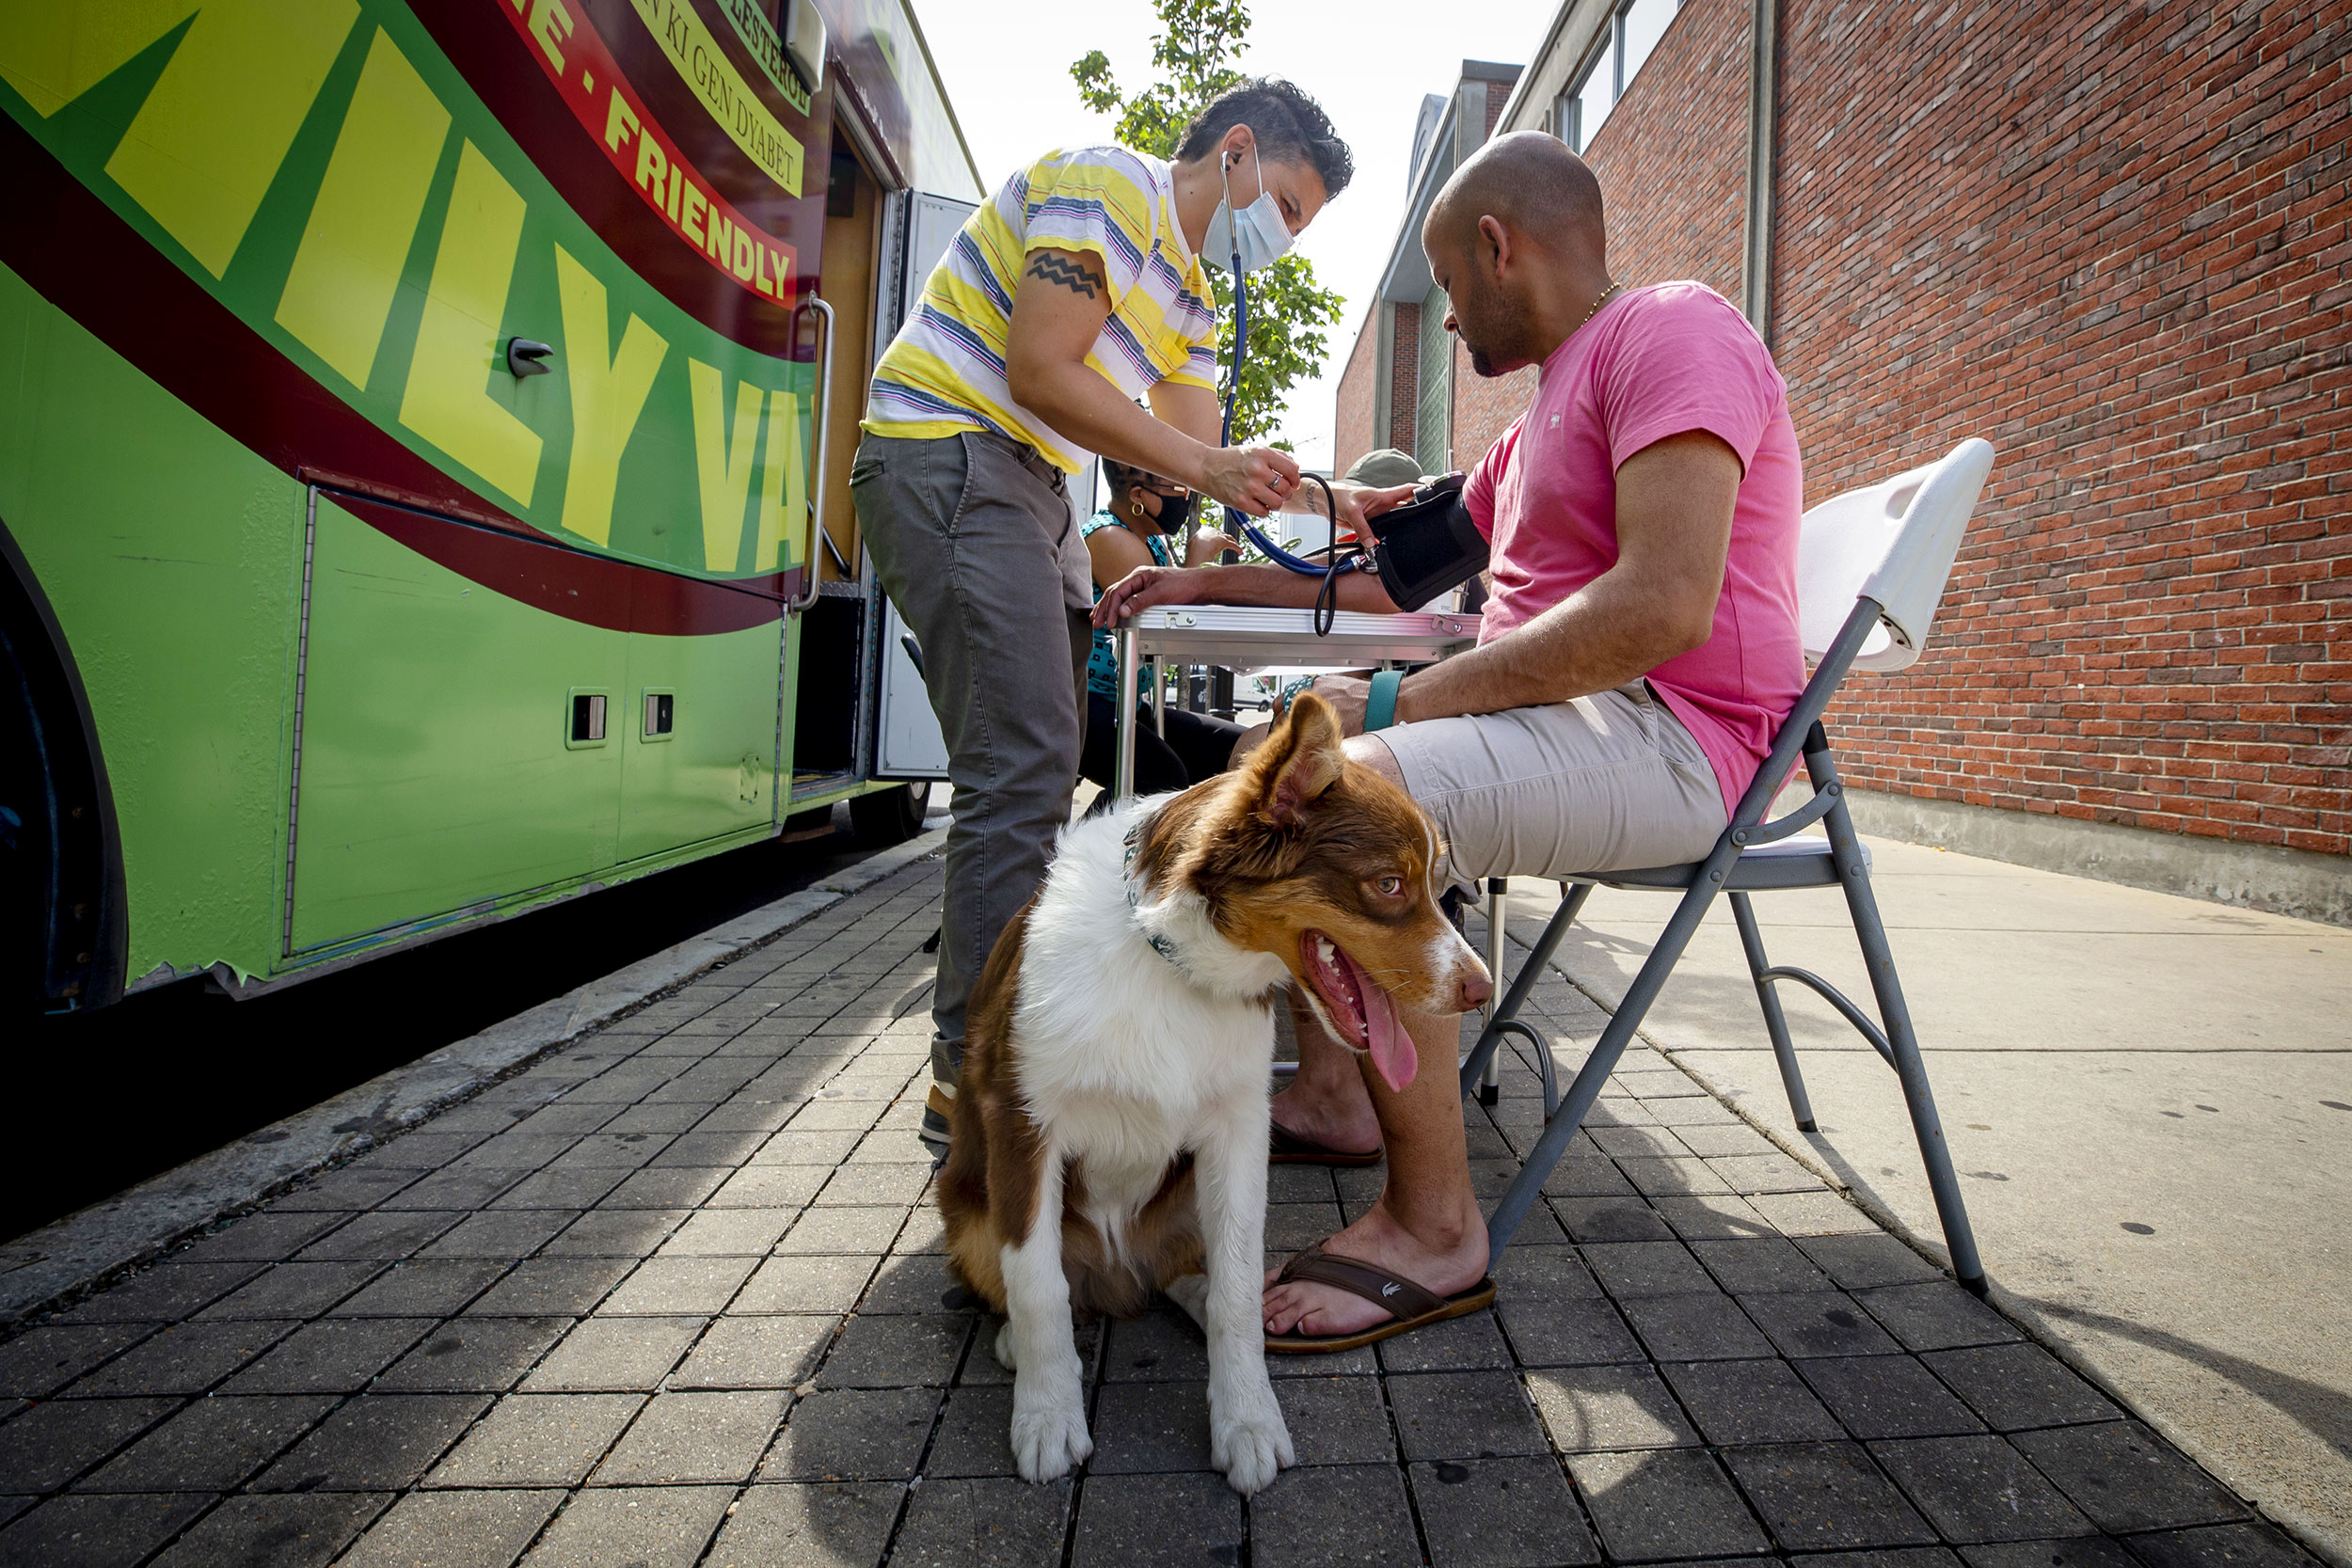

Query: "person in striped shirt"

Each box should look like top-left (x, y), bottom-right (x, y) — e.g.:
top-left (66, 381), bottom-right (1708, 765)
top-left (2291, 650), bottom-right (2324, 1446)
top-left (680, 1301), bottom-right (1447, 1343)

top-left (851, 79), bottom-right (1364, 1155)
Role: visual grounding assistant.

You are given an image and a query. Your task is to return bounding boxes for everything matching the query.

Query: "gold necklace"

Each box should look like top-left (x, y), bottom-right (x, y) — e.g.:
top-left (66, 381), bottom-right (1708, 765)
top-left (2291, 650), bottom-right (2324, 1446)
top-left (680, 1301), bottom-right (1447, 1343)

top-left (1575, 281), bottom-right (1622, 333)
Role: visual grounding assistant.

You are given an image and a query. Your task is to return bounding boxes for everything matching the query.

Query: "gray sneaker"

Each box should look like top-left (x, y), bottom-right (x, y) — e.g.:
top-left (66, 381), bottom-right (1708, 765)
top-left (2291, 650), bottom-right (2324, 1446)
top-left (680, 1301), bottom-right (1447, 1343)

top-left (919, 1082), bottom-right (954, 1161)
top-left (920, 1037), bottom-right (963, 1161)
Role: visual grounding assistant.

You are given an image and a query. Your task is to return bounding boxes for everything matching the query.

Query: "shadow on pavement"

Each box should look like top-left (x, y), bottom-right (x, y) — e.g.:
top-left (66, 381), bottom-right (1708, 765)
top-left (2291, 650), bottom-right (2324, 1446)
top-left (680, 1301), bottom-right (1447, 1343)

top-left (5, 811), bottom-right (885, 1243)
top-left (2019, 1295), bottom-right (2352, 1466)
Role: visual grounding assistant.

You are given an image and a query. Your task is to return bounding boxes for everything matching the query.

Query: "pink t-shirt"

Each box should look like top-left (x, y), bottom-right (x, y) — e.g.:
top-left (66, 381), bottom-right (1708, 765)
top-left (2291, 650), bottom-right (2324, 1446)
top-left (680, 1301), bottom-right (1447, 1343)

top-left (1464, 281), bottom-right (1805, 812)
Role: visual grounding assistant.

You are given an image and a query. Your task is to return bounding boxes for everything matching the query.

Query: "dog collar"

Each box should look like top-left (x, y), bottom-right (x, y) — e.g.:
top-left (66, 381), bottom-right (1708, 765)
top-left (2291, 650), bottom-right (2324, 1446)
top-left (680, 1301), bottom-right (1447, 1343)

top-left (1120, 822), bottom-right (1185, 968)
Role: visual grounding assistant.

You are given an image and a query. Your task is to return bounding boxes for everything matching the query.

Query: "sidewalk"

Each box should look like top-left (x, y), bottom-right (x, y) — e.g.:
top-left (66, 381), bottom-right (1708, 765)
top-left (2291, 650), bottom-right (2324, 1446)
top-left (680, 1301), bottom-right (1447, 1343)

top-left (0, 844), bottom-right (2330, 1568)
top-left (1493, 838), bottom-right (2352, 1562)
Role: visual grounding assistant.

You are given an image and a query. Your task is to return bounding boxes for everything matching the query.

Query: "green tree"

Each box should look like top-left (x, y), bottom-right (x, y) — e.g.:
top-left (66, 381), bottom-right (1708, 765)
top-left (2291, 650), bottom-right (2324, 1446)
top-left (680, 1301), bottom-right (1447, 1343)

top-left (1072, 0), bottom-right (1345, 451)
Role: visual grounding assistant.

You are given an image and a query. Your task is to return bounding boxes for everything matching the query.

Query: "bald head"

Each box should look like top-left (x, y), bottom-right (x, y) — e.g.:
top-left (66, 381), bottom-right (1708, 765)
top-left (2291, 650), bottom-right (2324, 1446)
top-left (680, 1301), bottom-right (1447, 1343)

top-left (1424, 132), bottom-right (1605, 260)
top-left (1417, 132), bottom-right (1613, 379)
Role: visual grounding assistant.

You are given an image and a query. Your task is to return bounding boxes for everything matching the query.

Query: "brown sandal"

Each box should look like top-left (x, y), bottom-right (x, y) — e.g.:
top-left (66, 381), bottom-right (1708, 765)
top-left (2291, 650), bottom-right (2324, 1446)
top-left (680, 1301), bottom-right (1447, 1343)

top-left (1263, 1241), bottom-right (1497, 1354)
top-left (1268, 1122), bottom-right (1382, 1167)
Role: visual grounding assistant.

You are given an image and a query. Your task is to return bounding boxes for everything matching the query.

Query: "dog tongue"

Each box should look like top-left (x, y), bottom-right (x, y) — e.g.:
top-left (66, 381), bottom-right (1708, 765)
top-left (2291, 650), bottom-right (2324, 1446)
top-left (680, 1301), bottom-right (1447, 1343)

top-left (1359, 966), bottom-right (1417, 1092)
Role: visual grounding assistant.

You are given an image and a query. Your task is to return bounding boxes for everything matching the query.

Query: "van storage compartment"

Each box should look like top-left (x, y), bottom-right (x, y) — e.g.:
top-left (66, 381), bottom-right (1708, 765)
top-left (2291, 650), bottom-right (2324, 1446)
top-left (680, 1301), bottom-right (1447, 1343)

top-left (790, 586), bottom-right (863, 781)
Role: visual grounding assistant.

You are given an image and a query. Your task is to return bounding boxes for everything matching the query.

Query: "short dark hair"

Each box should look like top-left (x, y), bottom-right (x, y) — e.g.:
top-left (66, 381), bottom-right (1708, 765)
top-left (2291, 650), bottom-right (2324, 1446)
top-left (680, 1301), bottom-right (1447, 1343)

top-left (1175, 78), bottom-right (1353, 200)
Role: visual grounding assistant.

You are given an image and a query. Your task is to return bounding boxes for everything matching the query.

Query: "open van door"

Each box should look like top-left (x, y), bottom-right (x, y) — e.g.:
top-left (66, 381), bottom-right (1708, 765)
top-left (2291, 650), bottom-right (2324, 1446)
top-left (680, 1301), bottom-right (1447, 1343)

top-left (868, 191), bottom-right (973, 780)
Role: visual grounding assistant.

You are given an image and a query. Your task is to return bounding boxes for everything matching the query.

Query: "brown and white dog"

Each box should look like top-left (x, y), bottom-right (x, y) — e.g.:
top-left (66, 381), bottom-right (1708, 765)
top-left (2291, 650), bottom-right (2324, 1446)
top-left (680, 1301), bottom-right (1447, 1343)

top-left (938, 695), bottom-right (1491, 1494)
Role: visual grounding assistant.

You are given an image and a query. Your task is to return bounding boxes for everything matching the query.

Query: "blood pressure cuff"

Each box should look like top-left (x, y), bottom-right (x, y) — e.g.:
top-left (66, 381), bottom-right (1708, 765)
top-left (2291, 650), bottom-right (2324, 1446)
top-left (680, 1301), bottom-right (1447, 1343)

top-left (1364, 471), bottom-right (1487, 610)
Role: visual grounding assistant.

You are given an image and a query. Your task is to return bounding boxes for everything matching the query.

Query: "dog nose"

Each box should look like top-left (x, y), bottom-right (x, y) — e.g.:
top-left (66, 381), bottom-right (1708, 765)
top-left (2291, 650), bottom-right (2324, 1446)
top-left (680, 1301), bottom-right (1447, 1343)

top-left (1459, 966), bottom-right (1494, 1012)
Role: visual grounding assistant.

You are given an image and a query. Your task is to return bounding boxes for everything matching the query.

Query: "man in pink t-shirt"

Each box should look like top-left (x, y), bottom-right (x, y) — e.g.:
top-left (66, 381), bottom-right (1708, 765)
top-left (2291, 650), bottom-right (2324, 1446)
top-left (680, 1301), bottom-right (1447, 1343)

top-left (1095, 134), bottom-right (1805, 1348)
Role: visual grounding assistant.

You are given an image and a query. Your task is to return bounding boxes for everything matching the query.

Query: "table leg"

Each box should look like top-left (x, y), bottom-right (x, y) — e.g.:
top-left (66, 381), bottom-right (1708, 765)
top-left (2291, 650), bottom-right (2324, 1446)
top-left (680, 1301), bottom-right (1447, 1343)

top-left (1115, 625), bottom-right (1139, 803)
top-left (1481, 877), bottom-right (1508, 1105)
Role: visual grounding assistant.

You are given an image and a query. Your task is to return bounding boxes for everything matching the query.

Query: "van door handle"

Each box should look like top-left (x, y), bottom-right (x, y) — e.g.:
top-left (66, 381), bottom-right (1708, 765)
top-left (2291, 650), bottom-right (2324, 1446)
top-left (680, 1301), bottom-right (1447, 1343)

top-left (790, 295), bottom-right (835, 615)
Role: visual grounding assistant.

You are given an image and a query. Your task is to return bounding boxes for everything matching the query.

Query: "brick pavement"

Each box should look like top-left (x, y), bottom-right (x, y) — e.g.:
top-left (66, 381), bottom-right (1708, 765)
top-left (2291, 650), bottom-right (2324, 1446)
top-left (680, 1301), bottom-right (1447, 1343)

top-left (0, 854), bottom-right (2321, 1568)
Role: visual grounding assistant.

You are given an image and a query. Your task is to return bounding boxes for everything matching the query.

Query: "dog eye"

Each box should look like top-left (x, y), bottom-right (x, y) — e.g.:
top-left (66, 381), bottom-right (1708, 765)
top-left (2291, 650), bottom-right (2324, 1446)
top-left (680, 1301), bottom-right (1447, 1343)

top-left (1374, 875), bottom-right (1404, 897)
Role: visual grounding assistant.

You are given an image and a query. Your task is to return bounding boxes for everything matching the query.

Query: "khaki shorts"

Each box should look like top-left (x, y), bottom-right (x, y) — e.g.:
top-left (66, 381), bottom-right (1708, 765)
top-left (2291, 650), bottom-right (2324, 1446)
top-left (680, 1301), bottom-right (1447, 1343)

top-left (1377, 682), bottom-right (1728, 886)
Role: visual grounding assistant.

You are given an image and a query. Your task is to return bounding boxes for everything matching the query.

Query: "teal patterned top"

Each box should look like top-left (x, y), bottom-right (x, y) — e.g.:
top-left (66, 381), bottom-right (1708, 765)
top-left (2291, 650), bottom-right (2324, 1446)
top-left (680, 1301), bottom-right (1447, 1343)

top-left (1082, 512), bottom-right (1172, 701)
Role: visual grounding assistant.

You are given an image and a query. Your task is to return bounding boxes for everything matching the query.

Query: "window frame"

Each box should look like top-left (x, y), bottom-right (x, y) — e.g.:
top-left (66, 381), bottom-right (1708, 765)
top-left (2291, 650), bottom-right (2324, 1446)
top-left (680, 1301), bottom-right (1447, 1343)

top-left (1555, 0), bottom-right (1680, 155)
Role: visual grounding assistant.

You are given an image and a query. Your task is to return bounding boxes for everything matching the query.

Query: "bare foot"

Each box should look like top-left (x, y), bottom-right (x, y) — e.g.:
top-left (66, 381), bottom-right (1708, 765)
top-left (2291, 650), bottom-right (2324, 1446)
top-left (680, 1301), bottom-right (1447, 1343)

top-left (1268, 1079), bottom-right (1380, 1158)
top-left (1263, 1197), bottom-right (1487, 1338)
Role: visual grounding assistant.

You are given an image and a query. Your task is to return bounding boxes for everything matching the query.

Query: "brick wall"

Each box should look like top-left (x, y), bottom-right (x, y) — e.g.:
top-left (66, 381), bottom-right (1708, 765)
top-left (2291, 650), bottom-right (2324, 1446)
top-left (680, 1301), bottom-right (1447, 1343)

top-left (1388, 300), bottom-right (1422, 451)
top-left (1582, 0), bottom-right (1751, 301)
top-left (1333, 302), bottom-right (1379, 475)
top-left (1772, 0), bottom-right (2352, 856)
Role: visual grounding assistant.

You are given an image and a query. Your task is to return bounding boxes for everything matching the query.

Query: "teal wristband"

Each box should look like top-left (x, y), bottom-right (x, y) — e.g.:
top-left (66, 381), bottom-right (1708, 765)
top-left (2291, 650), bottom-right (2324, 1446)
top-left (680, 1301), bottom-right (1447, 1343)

top-left (1364, 669), bottom-right (1405, 733)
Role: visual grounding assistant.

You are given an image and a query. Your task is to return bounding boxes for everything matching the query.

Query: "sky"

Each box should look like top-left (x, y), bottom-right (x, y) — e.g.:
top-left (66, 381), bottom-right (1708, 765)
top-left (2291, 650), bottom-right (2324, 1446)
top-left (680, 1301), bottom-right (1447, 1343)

top-left (904, 0), bottom-right (1562, 472)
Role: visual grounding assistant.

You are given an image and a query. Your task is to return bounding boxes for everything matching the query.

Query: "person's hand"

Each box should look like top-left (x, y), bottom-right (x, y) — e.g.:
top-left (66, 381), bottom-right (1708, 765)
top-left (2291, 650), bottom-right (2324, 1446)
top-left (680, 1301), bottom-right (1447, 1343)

top-left (1307, 673), bottom-right (1372, 736)
top-left (1186, 528), bottom-right (1242, 564)
top-left (1092, 563), bottom-right (1207, 627)
top-left (1348, 482), bottom-right (1419, 529)
top-left (1306, 481), bottom-right (1417, 539)
top-left (1200, 443), bottom-right (1300, 517)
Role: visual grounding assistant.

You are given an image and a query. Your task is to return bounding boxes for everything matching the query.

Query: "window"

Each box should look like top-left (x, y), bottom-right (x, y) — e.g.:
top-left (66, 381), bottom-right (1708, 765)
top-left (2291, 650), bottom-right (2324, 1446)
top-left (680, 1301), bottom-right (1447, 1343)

top-left (1556, 0), bottom-right (1679, 154)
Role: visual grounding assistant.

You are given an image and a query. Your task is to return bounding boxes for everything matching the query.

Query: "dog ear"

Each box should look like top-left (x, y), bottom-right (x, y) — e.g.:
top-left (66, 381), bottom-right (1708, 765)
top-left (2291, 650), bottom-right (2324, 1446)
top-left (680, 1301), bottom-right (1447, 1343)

top-left (1246, 692), bottom-right (1345, 831)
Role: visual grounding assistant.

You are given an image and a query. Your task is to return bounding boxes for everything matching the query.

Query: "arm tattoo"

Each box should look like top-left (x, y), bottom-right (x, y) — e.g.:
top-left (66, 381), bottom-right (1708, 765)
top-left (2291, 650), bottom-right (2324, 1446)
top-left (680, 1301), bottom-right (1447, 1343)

top-left (1027, 254), bottom-right (1102, 300)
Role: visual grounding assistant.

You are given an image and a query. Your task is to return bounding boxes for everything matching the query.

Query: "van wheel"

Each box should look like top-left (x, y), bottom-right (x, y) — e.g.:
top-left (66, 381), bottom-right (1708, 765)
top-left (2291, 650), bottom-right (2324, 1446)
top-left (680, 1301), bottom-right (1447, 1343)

top-left (850, 782), bottom-right (932, 847)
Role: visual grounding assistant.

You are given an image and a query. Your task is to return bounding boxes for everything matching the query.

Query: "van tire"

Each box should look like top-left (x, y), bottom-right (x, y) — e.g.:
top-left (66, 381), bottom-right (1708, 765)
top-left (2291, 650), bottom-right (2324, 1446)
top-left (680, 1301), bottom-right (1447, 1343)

top-left (850, 782), bottom-right (931, 847)
top-left (1, 517), bottom-right (125, 1012)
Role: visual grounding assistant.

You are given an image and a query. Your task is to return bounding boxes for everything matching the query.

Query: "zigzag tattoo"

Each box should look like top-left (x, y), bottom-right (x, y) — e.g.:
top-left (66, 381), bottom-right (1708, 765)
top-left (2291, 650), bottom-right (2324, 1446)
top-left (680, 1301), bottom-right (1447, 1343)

top-left (1027, 254), bottom-right (1102, 299)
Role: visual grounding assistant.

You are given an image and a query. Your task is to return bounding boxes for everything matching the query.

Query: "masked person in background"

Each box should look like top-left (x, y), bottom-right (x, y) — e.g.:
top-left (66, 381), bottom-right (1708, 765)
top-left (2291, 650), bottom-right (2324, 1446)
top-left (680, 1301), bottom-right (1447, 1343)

top-left (1075, 461), bottom-right (1247, 796)
top-left (852, 79), bottom-right (1375, 1156)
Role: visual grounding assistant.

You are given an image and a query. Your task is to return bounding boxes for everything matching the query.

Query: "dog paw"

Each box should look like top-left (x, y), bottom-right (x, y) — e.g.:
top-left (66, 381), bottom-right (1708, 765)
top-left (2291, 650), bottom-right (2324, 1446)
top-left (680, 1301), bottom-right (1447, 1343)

top-left (1164, 1274), bottom-right (1210, 1330)
top-left (993, 1320), bottom-right (1018, 1371)
top-left (1009, 1396), bottom-right (1092, 1483)
top-left (1209, 1393), bottom-right (1294, 1497)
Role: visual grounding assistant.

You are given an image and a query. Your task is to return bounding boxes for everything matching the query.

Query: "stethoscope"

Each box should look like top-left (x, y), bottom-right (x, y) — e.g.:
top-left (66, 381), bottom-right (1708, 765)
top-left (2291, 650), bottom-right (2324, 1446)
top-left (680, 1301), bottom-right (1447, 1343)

top-left (1213, 150), bottom-right (1366, 633)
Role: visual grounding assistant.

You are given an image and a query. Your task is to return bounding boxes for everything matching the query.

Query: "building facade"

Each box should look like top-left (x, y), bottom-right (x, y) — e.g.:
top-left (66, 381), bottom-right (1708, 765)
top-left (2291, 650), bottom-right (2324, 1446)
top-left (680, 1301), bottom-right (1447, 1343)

top-left (1331, 61), bottom-right (1527, 481)
top-left (1333, 2), bottom-right (2350, 921)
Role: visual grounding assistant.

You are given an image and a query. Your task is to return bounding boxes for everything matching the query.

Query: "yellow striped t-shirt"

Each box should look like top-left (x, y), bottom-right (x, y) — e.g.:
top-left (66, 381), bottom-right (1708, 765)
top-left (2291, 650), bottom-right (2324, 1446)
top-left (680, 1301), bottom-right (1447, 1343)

top-left (861, 146), bottom-right (1219, 473)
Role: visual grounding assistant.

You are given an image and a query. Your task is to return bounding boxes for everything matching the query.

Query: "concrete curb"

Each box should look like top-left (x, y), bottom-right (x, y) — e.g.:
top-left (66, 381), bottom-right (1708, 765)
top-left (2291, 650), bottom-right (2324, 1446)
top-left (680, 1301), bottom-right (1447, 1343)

top-left (0, 827), bottom-right (946, 1327)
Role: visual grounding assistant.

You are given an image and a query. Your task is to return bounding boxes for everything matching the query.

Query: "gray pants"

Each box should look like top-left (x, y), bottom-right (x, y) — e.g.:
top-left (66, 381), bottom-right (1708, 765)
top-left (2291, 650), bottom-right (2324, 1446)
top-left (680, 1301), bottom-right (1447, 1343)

top-left (850, 431), bottom-right (1092, 1068)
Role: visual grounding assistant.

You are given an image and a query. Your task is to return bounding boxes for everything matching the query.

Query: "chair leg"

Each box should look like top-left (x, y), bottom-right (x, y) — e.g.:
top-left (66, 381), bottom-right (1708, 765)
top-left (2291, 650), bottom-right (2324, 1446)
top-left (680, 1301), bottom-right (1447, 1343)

top-left (1459, 882), bottom-right (1592, 1101)
top-left (1479, 879), bottom-right (1508, 1105)
top-left (1729, 891), bottom-right (1817, 1132)
top-left (1485, 875), bottom-right (1725, 1260)
top-left (1821, 797), bottom-right (1988, 1295)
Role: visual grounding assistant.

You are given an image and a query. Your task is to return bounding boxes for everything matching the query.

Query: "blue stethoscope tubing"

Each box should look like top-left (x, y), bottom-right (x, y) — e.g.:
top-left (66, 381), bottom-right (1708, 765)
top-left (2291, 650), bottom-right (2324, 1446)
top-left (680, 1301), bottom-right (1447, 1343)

top-left (1217, 264), bottom-right (1359, 582)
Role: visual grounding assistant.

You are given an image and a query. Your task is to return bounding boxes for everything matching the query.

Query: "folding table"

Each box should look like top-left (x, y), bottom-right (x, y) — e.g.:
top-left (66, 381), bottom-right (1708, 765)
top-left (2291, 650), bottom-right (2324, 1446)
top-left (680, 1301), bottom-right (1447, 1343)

top-left (1108, 606), bottom-right (1478, 803)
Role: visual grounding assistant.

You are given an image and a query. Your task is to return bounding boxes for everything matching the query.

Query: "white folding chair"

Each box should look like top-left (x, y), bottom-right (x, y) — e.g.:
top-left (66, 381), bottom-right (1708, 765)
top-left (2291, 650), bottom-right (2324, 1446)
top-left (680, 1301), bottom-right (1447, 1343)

top-left (1465, 438), bottom-right (1997, 1293)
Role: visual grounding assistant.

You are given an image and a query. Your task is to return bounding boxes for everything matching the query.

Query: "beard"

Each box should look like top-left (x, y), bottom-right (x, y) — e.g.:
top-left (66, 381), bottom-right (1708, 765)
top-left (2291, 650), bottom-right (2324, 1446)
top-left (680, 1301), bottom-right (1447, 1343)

top-left (1461, 321), bottom-right (1524, 379)
top-left (1452, 282), bottom-right (1527, 378)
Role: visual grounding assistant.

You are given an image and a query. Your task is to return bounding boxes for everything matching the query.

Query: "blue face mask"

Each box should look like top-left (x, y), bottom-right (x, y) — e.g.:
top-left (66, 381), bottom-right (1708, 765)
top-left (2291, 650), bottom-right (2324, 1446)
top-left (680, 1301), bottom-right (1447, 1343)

top-left (1202, 138), bottom-right (1294, 275)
